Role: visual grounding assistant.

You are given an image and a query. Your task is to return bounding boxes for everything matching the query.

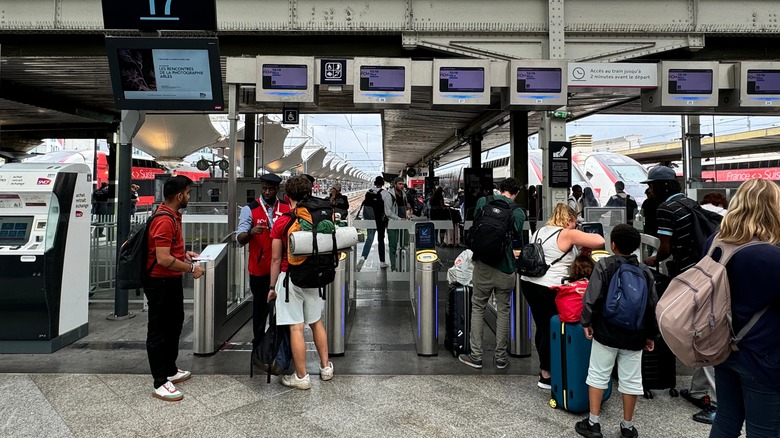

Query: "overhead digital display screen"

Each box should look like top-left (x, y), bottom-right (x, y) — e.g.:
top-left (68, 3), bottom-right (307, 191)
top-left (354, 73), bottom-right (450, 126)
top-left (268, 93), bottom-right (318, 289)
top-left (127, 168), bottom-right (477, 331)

top-left (439, 67), bottom-right (485, 93)
top-left (517, 68), bottom-right (563, 93)
top-left (106, 38), bottom-right (224, 111)
top-left (359, 66), bottom-right (406, 91)
top-left (668, 69), bottom-right (713, 94)
top-left (0, 216), bottom-right (34, 246)
top-left (261, 64), bottom-right (308, 90)
top-left (746, 69), bottom-right (780, 94)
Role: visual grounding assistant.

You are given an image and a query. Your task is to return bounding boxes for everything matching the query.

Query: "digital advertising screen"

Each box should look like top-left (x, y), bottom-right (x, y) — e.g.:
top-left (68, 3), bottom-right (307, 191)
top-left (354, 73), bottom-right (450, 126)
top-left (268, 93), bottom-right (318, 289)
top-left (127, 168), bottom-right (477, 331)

top-left (439, 67), bottom-right (485, 93)
top-left (106, 38), bottom-right (224, 111)
top-left (667, 69), bottom-right (713, 95)
top-left (517, 67), bottom-right (563, 93)
top-left (746, 69), bottom-right (780, 95)
top-left (261, 64), bottom-right (309, 90)
top-left (359, 66), bottom-right (406, 91)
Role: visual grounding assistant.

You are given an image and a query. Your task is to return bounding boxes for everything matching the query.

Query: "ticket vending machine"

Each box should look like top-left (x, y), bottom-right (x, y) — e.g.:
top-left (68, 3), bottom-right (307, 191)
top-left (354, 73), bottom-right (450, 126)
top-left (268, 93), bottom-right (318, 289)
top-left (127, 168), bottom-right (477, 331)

top-left (0, 163), bottom-right (91, 353)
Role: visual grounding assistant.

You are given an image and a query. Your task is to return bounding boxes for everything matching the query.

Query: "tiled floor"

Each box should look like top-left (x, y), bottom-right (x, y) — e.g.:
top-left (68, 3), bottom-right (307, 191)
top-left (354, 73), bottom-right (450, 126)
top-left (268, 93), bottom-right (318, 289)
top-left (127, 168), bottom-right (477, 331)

top-left (1, 240), bottom-right (712, 437)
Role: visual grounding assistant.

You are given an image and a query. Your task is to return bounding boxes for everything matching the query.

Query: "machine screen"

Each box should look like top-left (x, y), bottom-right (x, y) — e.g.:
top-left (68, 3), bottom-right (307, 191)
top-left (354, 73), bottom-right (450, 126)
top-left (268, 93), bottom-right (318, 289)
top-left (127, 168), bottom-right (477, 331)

top-left (517, 68), bottom-right (562, 93)
top-left (360, 66), bottom-right (406, 91)
top-left (0, 216), bottom-right (34, 246)
top-left (261, 64), bottom-right (308, 90)
top-left (746, 69), bottom-right (780, 94)
top-left (439, 67), bottom-right (485, 92)
top-left (415, 222), bottom-right (436, 250)
top-left (668, 69), bottom-right (713, 94)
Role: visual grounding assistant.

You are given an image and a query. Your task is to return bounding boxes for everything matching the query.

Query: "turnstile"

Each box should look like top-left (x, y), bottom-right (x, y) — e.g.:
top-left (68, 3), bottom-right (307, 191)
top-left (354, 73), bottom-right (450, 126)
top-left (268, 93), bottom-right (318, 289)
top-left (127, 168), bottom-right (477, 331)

top-left (324, 251), bottom-right (349, 356)
top-left (192, 241), bottom-right (253, 356)
top-left (414, 249), bottom-right (439, 356)
top-left (484, 275), bottom-right (532, 357)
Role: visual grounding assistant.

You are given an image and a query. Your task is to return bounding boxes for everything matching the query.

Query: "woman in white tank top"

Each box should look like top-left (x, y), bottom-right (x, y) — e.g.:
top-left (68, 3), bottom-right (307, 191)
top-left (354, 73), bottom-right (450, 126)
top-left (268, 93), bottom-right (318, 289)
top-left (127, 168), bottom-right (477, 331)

top-left (520, 203), bottom-right (606, 389)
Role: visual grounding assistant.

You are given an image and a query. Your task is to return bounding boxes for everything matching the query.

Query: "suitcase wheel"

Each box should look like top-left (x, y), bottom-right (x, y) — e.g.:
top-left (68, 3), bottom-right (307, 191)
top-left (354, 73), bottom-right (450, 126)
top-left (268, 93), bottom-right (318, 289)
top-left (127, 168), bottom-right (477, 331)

top-left (549, 399), bottom-right (557, 409)
top-left (669, 388), bottom-right (679, 397)
top-left (451, 349), bottom-right (458, 358)
top-left (643, 390), bottom-right (653, 399)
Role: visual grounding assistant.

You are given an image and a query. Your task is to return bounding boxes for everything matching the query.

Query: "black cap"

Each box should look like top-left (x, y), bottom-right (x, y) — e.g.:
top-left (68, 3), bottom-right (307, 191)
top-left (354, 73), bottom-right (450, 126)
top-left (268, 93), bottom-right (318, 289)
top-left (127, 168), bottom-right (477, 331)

top-left (641, 166), bottom-right (677, 183)
top-left (374, 176), bottom-right (384, 186)
top-left (303, 174), bottom-right (315, 183)
top-left (259, 173), bottom-right (282, 185)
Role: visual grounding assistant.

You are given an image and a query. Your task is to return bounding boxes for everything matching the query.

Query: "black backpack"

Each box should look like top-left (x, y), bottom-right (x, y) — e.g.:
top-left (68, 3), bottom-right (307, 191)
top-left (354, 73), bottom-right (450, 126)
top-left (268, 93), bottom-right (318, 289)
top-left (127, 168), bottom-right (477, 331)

top-left (516, 228), bottom-right (571, 277)
top-left (360, 189), bottom-right (385, 222)
top-left (673, 198), bottom-right (722, 256)
top-left (251, 300), bottom-right (292, 383)
top-left (606, 194), bottom-right (638, 220)
top-left (283, 196), bottom-right (339, 300)
top-left (466, 195), bottom-right (516, 266)
top-left (116, 211), bottom-right (176, 290)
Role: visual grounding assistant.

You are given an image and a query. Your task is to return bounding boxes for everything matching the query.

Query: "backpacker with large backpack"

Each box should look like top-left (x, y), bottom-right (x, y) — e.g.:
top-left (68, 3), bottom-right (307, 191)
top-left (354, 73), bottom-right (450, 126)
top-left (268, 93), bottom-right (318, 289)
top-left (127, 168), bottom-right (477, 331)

top-left (358, 188), bottom-right (385, 222)
top-left (466, 195), bottom-right (516, 266)
top-left (282, 196), bottom-right (339, 300)
top-left (116, 211), bottom-right (177, 290)
top-left (656, 238), bottom-right (771, 368)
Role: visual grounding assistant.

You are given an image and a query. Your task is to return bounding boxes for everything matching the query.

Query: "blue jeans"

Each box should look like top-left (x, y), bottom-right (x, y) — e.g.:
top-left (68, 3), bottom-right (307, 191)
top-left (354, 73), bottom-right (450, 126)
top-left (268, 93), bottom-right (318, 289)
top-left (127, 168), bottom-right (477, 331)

top-left (361, 226), bottom-right (386, 262)
top-left (709, 355), bottom-right (780, 437)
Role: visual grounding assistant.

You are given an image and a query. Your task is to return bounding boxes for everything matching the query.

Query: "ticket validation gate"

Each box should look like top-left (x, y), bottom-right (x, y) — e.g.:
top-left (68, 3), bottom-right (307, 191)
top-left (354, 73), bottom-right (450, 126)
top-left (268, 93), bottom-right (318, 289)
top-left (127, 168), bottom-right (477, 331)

top-left (412, 222), bottom-right (439, 356)
top-left (324, 250), bottom-right (355, 356)
top-left (484, 275), bottom-right (532, 357)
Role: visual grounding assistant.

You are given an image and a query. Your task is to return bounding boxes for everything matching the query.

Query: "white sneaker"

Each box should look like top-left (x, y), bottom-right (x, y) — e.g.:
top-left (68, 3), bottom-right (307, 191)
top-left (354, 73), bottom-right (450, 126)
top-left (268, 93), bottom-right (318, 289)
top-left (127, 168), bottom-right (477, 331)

top-left (153, 382), bottom-right (183, 401)
top-left (320, 361), bottom-right (334, 381)
top-left (167, 369), bottom-right (191, 384)
top-left (356, 257), bottom-right (365, 272)
top-left (379, 262), bottom-right (389, 268)
top-left (281, 372), bottom-right (311, 390)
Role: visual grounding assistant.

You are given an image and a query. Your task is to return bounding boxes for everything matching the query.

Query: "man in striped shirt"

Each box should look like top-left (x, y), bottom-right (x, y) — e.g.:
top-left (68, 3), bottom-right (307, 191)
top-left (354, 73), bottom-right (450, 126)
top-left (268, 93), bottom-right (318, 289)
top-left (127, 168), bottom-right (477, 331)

top-left (641, 165), bottom-right (717, 426)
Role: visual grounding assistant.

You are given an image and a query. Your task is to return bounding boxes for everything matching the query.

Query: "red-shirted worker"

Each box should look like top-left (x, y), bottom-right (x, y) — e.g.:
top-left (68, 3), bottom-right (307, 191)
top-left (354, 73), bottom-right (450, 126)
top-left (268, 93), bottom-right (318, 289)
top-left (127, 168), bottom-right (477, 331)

top-left (144, 176), bottom-right (204, 402)
top-left (236, 173), bottom-right (290, 350)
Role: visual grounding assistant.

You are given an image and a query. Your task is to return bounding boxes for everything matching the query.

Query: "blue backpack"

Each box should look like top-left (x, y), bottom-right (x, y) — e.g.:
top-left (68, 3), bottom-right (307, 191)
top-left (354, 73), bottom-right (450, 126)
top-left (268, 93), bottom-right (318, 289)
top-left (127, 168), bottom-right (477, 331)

top-left (603, 263), bottom-right (648, 331)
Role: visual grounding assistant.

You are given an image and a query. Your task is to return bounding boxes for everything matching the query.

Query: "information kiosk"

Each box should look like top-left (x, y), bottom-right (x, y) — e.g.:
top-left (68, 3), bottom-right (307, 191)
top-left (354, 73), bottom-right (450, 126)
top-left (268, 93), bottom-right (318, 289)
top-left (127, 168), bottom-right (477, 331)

top-left (413, 222), bottom-right (439, 356)
top-left (0, 163), bottom-right (91, 353)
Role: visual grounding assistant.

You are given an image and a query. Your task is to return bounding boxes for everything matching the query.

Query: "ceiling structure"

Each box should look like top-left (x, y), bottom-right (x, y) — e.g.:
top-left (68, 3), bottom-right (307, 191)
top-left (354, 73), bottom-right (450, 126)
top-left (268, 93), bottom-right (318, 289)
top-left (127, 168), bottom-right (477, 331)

top-left (3, 0), bottom-right (780, 177)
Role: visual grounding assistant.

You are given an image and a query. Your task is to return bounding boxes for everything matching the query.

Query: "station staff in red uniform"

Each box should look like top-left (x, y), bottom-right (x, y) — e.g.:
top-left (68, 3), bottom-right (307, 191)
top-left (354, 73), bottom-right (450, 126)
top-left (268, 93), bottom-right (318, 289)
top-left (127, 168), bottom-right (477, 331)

top-left (236, 173), bottom-right (290, 349)
top-left (144, 176), bottom-right (204, 402)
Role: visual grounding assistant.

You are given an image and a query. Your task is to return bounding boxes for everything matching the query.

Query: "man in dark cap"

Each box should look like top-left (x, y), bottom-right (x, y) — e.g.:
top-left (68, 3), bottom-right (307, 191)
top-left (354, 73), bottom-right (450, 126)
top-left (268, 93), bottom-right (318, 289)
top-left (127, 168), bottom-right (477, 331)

top-left (236, 173), bottom-right (291, 350)
top-left (641, 165), bottom-right (718, 425)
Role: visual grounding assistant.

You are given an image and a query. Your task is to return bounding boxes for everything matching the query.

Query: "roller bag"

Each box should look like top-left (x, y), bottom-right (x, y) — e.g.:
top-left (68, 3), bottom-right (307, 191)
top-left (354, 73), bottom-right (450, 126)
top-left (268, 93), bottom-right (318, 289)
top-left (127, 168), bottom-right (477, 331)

top-left (641, 272), bottom-right (678, 399)
top-left (550, 315), bottom-right (612, 413)
top-left (444, 283), bottom-right (472, 357)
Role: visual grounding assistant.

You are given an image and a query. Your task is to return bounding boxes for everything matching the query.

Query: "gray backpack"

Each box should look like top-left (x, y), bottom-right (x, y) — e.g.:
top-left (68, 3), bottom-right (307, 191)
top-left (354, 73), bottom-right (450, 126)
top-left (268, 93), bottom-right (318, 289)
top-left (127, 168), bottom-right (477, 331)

top-left (656, 238), bottom-right (769, 367)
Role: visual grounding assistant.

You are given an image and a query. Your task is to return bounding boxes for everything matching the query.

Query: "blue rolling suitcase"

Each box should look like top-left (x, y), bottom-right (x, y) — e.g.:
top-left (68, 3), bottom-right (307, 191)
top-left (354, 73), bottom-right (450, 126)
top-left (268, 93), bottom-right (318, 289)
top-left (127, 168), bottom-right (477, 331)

top-left (549, 315), bottom-right (612, 413)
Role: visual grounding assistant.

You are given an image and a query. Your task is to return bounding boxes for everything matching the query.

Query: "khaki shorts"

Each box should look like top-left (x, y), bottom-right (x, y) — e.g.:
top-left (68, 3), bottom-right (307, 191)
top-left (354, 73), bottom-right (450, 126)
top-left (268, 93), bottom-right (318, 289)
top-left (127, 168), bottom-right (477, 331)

top-left (274, 272), bottom-right (324, 326)
top-left (586, 339), bottom-right (644, 396)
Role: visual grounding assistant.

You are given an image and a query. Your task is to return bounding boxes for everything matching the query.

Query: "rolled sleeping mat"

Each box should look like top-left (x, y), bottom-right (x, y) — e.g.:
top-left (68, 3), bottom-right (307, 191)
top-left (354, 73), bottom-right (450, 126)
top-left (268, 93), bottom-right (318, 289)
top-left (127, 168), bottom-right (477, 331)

top-left (289, 227), bottom-right (359, 256)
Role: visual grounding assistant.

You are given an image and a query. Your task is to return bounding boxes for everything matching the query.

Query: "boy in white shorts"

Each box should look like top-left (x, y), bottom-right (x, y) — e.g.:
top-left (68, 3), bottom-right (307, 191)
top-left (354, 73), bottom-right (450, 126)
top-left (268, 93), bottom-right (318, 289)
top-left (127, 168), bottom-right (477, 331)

top-left (268, 175), bottom-right (334, 390)
top-left (576, 225), bottom-right (658, 438)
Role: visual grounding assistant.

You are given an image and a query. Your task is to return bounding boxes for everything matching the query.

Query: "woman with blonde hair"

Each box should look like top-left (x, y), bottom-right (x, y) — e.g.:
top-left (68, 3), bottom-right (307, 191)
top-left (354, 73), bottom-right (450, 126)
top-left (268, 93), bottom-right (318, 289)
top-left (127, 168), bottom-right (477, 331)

top-left (708, 178), bottom-right (780, 437)
top-left (520, 203), bottom-right (606, 389)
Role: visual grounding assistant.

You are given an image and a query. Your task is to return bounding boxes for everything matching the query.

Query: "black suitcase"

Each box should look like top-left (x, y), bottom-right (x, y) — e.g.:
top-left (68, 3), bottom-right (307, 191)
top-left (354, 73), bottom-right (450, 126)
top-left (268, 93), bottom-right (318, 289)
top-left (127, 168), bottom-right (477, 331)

top-left (444, 283), bottom-right (472, 357)
top-left (641, 271), bottom-right (679, 399)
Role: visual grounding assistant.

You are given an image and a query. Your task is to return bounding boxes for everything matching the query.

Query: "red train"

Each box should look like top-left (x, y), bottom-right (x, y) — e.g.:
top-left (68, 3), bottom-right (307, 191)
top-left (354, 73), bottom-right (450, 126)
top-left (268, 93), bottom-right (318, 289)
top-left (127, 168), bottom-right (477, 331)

top-left (26, 150), bottom-right (210, 206)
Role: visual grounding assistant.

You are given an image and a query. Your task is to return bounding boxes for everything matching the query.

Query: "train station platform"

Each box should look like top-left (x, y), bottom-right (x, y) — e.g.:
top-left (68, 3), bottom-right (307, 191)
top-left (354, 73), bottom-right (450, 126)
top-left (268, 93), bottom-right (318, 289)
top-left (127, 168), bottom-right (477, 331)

top-left (0, 243), bottom-right (712, 437)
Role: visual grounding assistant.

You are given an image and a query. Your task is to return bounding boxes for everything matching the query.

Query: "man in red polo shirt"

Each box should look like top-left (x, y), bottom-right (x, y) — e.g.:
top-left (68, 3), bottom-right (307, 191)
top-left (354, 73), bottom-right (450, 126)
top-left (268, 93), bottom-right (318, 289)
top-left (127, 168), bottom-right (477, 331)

top-left (144, 175), bottom-right (204, 402)
top-left (236, 173), bottom-right (290, 350)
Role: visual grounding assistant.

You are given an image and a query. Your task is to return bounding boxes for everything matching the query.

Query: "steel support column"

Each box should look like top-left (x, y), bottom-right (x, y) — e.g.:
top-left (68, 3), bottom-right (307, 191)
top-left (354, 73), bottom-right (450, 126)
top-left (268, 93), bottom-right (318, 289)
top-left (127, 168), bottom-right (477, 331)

top-left (243, 113), bottom-right (256, 178)
top-left (227, 85), bottom-right (240, 232)
top-left (110, 110), bottom-right (143, 320)
top-left (684, 115), bottom-right (703, 197)
top-left (470, 134), bottom-right (482, 169)
top-left (509, 111), bottom-right (529, 210)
